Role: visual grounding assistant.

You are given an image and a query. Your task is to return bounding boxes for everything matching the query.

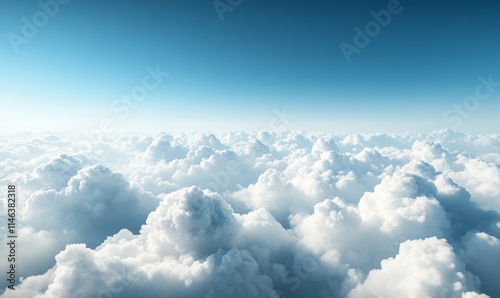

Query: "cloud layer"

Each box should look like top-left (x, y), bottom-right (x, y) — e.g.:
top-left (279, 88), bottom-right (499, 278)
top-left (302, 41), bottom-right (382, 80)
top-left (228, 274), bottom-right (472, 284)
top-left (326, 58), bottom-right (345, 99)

top-left (1, 129), bottom-right (499, 297)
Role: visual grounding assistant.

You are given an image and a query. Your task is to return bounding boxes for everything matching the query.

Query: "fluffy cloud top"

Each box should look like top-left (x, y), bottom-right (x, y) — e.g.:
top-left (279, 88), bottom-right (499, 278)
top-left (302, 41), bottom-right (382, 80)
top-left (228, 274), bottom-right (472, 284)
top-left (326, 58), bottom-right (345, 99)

top-left (1, 130), bottom-right (499, 297)
top-left (349, 237), bottom-right (478, 298)
top-left (143, 187), bottom-right (238, 257)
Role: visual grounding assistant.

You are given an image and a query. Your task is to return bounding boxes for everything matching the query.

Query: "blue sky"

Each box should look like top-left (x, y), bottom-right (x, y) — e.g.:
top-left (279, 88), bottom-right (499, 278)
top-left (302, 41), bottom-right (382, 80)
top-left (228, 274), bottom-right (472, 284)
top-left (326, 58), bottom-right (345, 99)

top-left (1, 0), bottom-right (499, 133)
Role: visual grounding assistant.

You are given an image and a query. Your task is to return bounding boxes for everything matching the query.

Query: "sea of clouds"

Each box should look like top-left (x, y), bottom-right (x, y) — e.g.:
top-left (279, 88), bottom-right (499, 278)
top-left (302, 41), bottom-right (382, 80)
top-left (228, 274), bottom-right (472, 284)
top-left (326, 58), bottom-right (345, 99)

top-left (0, 129), bottom-right (499, 298)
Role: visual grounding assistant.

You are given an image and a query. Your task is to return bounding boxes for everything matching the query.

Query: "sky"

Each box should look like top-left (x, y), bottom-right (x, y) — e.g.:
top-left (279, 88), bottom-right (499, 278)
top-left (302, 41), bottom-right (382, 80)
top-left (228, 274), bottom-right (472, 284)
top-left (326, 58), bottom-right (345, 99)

top-left (0, 0), bottom-right (499, 133)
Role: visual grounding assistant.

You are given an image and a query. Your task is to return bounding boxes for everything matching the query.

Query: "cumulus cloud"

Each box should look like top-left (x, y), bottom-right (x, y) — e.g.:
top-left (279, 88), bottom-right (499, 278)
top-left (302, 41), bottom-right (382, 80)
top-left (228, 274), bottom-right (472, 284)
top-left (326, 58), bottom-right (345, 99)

top-left (448, 157), bottom-right (500, 213)
top-left (348, 237), bottom-right (480, 298)
top-left (1, 130), bottom-right (499, 297)
top-left (1, 161), bottom-right (158, 286)
top-left (142, 134), bottom-right (188, 163)
top-left (22, 164), bottom-right (157, 244)
top-left (142, 187), bottom-right (238, 257)
top-left (462, 232), bottom-right (500, 295)
top-left (20, 154), bottom-right (85, 190)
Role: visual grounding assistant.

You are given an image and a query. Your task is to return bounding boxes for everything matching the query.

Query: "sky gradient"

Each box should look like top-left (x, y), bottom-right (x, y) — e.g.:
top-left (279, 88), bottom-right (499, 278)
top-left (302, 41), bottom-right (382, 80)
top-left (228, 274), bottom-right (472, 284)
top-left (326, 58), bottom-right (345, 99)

top-left (1, 0), bottom-right (499, 133)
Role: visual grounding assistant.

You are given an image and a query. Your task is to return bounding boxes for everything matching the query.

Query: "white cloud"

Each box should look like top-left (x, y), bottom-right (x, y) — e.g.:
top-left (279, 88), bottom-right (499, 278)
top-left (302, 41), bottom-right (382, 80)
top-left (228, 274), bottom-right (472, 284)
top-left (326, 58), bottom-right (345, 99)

top-left (22, 164), bottom-right (158, 243)
top-left (348, 237), bottom-right (481, 298)
top-left (462, 232), bottom-right (500, 296)
top-left (1, 131), bottom-right (499, 297)
top-left (448, 158), bottom-right (500, 213)
top-left (142, 187), bottom-right (238, 258)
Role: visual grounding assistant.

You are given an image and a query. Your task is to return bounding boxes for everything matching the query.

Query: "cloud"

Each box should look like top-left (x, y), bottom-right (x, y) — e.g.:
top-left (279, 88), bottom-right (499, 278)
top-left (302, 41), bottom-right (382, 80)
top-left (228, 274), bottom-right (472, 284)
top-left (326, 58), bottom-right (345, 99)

top-left (348, 237), bottom-right (481, 298)
top-left (142, 134), bottom-right (188, 163)
top-left (462, 232), bottom-right (500, 296)
top-left (233, 168), bottom-right (306, 226)
top-left (5, 188), bottom-right (274, 298)
top-left (2, 130), bottom-right (500, 297)
top-left (21, 154), bottom-right (84, 190)
top-left (448, 157), bottom-right (500, 213)
top-left (142, 187), bottom-right (238, 258)
top-left (23, 164), bottom-right (157, 244)
top-left (0, 162), bottom-right (159, 288)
